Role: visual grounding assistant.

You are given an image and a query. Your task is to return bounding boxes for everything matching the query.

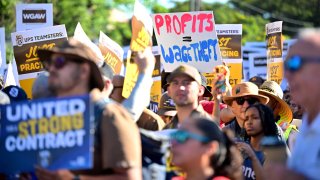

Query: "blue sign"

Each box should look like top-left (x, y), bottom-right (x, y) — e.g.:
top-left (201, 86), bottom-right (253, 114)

top-left (0, 95), bottom-right (94, 174)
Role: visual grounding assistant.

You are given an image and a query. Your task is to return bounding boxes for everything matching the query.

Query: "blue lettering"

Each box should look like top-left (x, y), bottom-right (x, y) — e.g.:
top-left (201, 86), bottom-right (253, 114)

top-left (160, 39), bottom-right (219, 64)
top-left (190, 43), bottom-right (199, 61)
top-left (160, 45), bottom-right (174, 64)
top-left (208, 39), bottom-right (218, 61)
top-left (181, 46), bottom-right (191, 62)
top-left (173, 45), bottom-right (182, 62)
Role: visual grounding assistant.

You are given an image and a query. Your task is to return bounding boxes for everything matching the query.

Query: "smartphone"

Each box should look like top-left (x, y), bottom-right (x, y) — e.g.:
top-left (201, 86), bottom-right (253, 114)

top-left (261, 136), bottom-right (288, 165)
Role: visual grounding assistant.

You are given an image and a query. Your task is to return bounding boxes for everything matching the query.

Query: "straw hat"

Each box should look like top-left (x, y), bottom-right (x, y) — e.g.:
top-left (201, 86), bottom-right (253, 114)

top-left (259, 81), bottom-right (293, 123)
top-left (223, 82), bottom-right (269, 106)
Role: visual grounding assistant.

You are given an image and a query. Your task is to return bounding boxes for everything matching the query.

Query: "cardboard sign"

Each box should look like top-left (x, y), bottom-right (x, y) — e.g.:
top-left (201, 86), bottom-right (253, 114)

top-left (11, 25), bottom-right (67, 98)
top-left (0, 27), bottom-right (5, 74)
top-left (149, 54), bottom-right (162, 113)
top-left (266, 21), bottom-right (283, 84)
top-left (73, 23), bottom-right (104, 67)
top-left (16, 4), bottom-right (53, 31)
top-left (152, 11), bottom-right (222, 72)
top-left (99, 31), bottom-right (124, 74)
top-left (216, 24), bottom-right (242, 86)
top-left (0, 95), bottom-right (93, 174)
top-left (123, 0), bottom-right (153, 98)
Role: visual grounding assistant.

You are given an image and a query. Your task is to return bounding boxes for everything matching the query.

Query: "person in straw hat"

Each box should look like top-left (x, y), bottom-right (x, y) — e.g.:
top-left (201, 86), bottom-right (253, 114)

top-left (222, 82), bottom-right (269, 141)
top-left (259, 80), bottom-right (298, 146)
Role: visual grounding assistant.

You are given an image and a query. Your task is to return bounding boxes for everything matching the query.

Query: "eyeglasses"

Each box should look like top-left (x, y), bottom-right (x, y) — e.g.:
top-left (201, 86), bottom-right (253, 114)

top-left (42, 55), bottom-right (82, 70)
top-left (235, 97), bottom-right (258, 105)
top-left (284, 55), bottom-right (320, 72)
top-left (170, 130), bottom-right (210, 144)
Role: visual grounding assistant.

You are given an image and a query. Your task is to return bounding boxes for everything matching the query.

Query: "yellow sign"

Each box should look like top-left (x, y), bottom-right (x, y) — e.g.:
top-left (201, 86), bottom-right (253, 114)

top-left (150, 80), bottom-right (161, 104)
top-left (19, 78), bottom-right (36, 99)
top-left (268, 61), bottom-right (283, 85)
top-left (226, 63), bottom-right (242, 87)
top-left (123, 2), bottom-right (153, 98)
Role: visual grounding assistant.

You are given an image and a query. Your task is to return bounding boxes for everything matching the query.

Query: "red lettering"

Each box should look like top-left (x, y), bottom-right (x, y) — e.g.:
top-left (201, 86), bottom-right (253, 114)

top-left (181, 13), bottom-right (192, 34)
top-left (154, 15), bottom-right (164, 35)
top-left (173, 15), bottom-right (182, 34)
top-left (205, 13), bottom-right (213, 32)
top-left (192, 15), bottom-right (197, 33)
top-left (165, 15), bottom-right (172, 33)
top-left (197, 13), bottom-right (208, 32)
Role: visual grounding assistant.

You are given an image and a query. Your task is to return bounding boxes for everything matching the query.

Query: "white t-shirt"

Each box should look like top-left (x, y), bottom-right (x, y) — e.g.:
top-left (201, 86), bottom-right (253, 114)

top-left (287, 113), bottom-right (320, 179)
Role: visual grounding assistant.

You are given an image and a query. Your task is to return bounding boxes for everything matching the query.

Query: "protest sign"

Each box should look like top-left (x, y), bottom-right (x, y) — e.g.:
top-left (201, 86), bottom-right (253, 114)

top-left (11, 25), bottom-right (67, 98)
top-left (0, 27), bottom-right (6, 74)
top-left (149, 54), bottom-right (162, 113)
top-left (74, 23), bottom-right (104, 67)
top-left (266, 21), bottom-right (283, 85)
top-left (123, 0), bottom-right (153, 98)
top-left (0, 95), bottom-right (93, 174)
top-left (99, 31), bottom-right (124, 74)
top-left (16, 4), bottom-right (53, 31)
top-left (4, 58), bottom-right (20, 87)
top-left (216, 24), bottom-right (242, 87)
top-left (152, 11), bottom-right (222, 72)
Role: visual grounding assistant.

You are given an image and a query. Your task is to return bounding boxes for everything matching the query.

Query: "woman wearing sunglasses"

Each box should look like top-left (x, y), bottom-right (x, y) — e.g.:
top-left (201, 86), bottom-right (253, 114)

top-left (170, 116), bottom-right (243, 180)
top-left (236, 103), bottom-right (280, 180)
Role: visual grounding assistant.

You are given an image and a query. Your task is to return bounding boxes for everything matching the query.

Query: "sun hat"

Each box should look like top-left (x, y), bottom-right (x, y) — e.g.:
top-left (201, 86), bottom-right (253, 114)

top-left (223, 82), bottom-right (269, 106)
top-left (37, 38), bottom-right (104, 91)
top-left (259, 81), bottom-right (293, 123)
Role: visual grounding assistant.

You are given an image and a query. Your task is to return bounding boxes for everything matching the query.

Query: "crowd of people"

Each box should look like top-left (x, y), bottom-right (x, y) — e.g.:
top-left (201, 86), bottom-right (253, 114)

top-left (0, 28), bottom-right (320, 180)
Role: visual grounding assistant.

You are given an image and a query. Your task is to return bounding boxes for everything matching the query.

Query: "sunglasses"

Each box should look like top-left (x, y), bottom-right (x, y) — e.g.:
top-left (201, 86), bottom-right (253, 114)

top-left (284, 55), bottom-right (320, 72)
top-left (235, 97), bottom-right (258, 105)
top-left (170, 130), bottom-right (210, 144)
top-left (42, 56), bottom-right (82, 70)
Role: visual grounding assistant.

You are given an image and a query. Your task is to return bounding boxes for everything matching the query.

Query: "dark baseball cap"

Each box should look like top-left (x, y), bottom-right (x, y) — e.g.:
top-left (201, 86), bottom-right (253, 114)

top-left (2, 85), bottom-right (28, 102)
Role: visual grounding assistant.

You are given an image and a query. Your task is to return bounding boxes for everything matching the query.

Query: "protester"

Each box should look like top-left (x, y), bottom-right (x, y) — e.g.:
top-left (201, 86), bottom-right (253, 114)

top-left (170, 116), bottom-right (243, 180)
top-left (248, 76), bottom-right (265, 88)
top-left (283, 89), bottom-right (304, 119)
top-left (110, 72), bottom-right (165, 130)
top-left (158, 91), bottom-right (177, 124)
top-left (31, 72), bottom-right (54, 99)
top-left (237, 103), bottom-right (280, 180)
top-left (265, 29), bottom-right (320, 179)
top-left (35, 38), bottom-right (142, 179)
top-left (2, 85), bottom-right (28, 102)
top-left (164, 64), bottom-right (211, 129)
top-left (258, 81), bottom-right (298, 146)
top-left (222, 82), bottom-right (269, 141)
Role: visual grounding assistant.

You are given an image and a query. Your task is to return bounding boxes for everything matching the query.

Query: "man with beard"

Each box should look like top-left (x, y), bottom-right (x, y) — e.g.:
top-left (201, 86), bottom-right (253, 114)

top-left (163, 64), bottom-right (211, 129)
top-left (35, 38), bottom-right (142, 180)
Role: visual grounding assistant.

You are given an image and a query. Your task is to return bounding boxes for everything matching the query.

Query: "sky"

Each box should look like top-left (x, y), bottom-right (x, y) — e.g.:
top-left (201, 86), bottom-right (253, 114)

top-left (159, 0), bottom-right (229, 8)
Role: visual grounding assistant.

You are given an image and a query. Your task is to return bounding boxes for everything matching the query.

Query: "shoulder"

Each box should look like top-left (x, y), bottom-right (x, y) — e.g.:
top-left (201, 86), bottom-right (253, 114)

top-left (137, 108), bottom-right (165, 131)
